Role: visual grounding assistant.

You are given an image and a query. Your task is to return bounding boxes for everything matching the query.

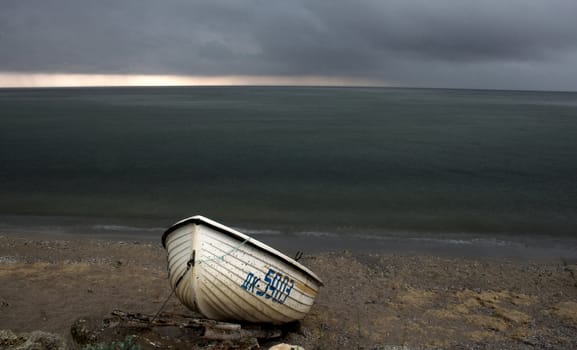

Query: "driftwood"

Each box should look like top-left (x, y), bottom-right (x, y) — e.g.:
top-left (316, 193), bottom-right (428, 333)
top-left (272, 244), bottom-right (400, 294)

top-left (71, 310), bottom-right (291, 349)
top-left (109, 309), bottom-right (283, 341)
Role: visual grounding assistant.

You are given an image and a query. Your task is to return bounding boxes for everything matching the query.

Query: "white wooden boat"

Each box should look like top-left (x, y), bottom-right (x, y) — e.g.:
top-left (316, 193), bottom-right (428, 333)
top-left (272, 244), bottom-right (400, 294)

top-left (161, 215), bottom-right (324, 324)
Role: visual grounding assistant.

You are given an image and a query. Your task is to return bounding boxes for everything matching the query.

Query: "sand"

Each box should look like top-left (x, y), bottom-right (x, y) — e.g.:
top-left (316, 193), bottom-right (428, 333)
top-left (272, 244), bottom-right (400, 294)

top-left (1, 234), bottom-right (577, 349)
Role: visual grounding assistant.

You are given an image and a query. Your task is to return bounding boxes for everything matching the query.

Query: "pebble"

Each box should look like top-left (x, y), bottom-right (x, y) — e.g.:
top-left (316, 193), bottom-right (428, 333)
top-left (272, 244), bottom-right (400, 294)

top-left (269, 344), bottom-right (305, 350)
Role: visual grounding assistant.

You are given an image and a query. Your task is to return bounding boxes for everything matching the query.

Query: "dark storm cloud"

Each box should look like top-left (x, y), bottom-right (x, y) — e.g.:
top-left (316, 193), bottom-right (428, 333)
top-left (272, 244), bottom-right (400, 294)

top-left (1, 0), bottom-right (577, 89)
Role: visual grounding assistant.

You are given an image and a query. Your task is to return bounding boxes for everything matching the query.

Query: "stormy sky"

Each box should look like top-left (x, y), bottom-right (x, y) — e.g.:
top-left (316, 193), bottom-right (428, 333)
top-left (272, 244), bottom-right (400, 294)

top-left (1, 0), bottom-right (577, 90)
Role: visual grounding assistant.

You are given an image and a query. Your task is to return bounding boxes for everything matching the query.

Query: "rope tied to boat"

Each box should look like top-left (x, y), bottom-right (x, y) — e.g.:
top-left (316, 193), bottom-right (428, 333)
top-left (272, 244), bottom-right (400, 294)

top-left (152, 251), bottom-right (195, 322)
top-left (195, 237), bottom-right (251, 265)
top-left (152, 237), bottom-right (250, 322)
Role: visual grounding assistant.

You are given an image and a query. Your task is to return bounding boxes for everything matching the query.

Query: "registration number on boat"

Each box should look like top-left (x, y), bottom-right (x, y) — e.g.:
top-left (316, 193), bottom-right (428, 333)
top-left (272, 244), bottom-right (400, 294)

top-left (240, 268), bottom-right (295, 304)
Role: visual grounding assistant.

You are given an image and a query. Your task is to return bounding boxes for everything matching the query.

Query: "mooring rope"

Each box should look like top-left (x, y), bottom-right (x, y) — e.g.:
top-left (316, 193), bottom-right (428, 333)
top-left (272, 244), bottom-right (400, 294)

top-left (151, 237), bottom-right (250, 322)
top-left (151, 252), bottom-right (195, 322)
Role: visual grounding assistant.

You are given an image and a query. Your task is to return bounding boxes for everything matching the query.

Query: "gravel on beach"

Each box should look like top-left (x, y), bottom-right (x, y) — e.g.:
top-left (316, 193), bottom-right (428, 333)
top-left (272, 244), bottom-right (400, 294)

top-left (1, 234), bottom-right (576, 349)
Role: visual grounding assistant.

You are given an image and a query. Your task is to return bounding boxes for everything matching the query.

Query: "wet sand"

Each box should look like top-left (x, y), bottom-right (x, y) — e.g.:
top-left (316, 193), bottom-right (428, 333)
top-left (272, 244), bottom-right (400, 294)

top-left (1, 234), bottom-right (576, 349)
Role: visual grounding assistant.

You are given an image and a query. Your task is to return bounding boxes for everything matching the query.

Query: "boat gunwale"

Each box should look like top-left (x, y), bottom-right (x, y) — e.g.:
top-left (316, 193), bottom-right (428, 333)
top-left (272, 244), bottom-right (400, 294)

top-left (162, 215), bottom-right (324, 286)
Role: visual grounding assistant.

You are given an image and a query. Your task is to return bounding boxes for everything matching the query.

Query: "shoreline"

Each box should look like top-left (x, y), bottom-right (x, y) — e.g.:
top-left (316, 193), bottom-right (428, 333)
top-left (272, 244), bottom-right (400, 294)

top-left (1, 233), bottom-right (577, 349)
top-left (4, 229), bottom-right (577, 263)
top-left (2, 213), bottom-right (577, 262)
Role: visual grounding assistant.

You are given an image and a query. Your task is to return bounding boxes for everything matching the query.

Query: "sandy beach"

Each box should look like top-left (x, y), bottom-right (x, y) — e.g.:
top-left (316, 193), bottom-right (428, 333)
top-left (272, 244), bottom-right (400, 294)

top-left (1, 233), bottom-right (577, 349)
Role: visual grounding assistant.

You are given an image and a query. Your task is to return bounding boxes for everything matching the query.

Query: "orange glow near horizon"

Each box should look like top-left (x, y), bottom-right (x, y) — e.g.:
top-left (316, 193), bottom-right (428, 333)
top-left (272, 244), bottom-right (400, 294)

top-left (0, 73), bottom-right (386, 88)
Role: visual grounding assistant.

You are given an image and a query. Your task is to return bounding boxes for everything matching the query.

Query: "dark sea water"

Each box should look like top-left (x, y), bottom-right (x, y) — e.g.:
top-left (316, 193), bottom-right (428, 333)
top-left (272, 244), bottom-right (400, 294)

top-left (1, 86), bottom-right (576, 258)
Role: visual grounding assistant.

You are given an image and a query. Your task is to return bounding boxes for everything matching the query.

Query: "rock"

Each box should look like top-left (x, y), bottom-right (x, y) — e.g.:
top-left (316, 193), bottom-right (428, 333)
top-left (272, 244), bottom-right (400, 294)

top-left (70, 316), bottom-right (103, 345)
top-left (0, 330), bottom-right (21, 347)
top-left (268, 343), bottom-right (305, 350)
top-left (0, 329), bottom-right (66, 350)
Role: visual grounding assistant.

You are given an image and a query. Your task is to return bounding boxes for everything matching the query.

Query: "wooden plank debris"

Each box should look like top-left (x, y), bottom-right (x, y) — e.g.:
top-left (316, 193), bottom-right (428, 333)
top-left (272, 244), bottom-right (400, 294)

top-left (110, 309), bottom-right (283, 340)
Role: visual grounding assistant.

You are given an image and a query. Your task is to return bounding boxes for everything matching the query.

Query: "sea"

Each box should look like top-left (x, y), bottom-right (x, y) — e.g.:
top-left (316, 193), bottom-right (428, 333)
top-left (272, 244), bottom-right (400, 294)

top-left (1, 86), bottom-right (576, 259)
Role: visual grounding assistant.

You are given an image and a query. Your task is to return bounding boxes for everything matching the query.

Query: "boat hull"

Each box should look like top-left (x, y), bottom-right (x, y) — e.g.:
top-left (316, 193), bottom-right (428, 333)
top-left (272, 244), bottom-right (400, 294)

top-left (163, 216), bottom-right (323, 324)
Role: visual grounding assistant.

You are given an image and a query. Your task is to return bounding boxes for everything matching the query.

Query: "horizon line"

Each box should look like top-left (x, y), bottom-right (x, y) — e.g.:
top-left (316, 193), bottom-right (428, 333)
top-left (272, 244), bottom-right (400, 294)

top-left (0, 72), bottom-right (388, 88)
top-left (0, 72), bottom-right (575, 93)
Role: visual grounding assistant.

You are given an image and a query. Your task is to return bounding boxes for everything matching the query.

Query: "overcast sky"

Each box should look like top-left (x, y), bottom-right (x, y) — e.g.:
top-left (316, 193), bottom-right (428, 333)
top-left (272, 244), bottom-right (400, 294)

top-left (1, 0), bottom-right (577, 90)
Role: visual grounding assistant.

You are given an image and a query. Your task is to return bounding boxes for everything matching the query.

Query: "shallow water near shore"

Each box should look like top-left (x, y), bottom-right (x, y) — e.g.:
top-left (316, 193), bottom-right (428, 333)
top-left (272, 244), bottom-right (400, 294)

top-left (2, 214), bottom-right (577, 261)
